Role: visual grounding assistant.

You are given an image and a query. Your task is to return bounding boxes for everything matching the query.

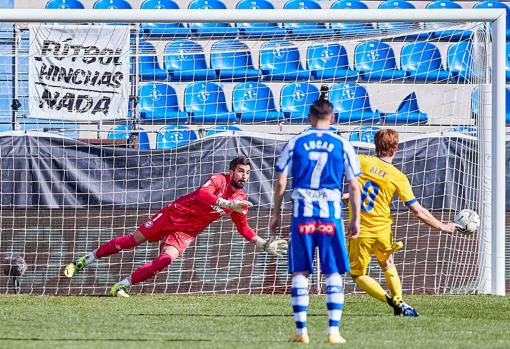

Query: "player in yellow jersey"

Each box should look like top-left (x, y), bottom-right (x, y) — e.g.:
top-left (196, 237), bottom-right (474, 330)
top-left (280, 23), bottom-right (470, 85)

top-left (346, 129), bottom-right (459, 317)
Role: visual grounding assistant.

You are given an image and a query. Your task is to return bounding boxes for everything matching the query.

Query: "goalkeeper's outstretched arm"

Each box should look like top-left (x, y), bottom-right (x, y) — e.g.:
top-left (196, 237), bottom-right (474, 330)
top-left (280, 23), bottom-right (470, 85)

top-left (231, 205), bottom-right (288, 257)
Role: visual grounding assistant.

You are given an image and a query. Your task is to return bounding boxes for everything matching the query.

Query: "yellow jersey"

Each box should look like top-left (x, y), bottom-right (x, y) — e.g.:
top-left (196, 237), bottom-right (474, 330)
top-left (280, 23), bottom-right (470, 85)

top-left (350, 154), bottom-right (416, 237)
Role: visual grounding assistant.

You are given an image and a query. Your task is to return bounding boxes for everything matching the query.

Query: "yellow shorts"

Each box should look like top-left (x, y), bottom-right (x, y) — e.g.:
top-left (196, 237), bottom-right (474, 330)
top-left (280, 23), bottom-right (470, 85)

top-left (348, 230), bottom-right (393, 276)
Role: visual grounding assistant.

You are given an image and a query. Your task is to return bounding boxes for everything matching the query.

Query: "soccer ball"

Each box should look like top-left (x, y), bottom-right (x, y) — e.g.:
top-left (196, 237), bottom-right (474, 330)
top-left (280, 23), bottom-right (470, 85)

top-left (454, 209), bottom-right (480, 234)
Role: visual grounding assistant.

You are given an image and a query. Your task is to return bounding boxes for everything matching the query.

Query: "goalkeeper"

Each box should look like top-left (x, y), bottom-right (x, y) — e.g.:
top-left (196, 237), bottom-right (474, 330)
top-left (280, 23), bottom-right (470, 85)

top-left (64, 156), bottom-right (287, 297)
top-left (344, 129), bottom-right (459, 317)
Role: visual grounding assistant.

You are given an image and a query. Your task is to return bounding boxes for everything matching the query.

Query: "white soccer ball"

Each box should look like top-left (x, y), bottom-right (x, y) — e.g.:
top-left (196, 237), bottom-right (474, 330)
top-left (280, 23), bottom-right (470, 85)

top-left (454, 209), bottom-right (480, 234)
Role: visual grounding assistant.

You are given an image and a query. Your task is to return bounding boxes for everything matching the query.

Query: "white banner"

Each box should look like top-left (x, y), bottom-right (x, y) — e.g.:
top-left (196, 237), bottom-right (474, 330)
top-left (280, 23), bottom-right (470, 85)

top-left (29, 24), bottom-right (130, 121)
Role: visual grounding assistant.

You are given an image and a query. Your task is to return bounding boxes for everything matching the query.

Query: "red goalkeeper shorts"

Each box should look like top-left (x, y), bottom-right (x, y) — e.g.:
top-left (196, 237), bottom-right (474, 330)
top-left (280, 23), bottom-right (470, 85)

top-left (138, 210), bottom-right (196, 255)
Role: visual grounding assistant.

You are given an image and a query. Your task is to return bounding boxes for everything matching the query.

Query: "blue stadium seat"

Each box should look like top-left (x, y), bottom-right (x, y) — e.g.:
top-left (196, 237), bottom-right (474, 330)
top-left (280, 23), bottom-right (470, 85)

top-left (448, 126), bottom-right (477, 137)
top-left (378, 0), bottom-right (428, 39)
top-left (380, 92), bottom-right (428, 124)
top-left (0, 81), bottom-right (12, 117)
top-left (330, 1), bottom-right (380, 36)
top-left (138, 82), bottom-right (188, 122)
top-left (505, 87), bottom-right (510, 125)
top-left (157, 125), bottom-right (198, 149)
top-left (210, 40), bottom-right (261, 81)
top-left (280, 82), bottom-right (319, 122)
top-left (259, 40), bottom-right (310, 81)
top-left (232, 82), bottom-right (283, 122)
top-left (184, 82), bottom-right (237, 123)
top-left (46, 0), bottom-right (85, 9)
top-left (447, 41), bottom-right (474, 82)
top-left (329, 83), bottom-right (381, 123)
top-left (140, 0), bottom-right (190, 38)
top-left (205, 125), bottom-right (241, 136)
top-left (307, 43), bottom-right (358, 81)
top-left (400, 42), bottom-right (450, 82)
top-left (426, 1), bottom-right (473, 41)
top-left (0, 23), bottom-right (13, 40)
top-left (471, 86), bottom-right (479, 119)
top-left (0, 54), bottom-right (13, 81)
top-left (473, 1), bottom-right (510, 39)
top-left (136, 41), bottom-right (168, 81)
top-left (354, 41), bottom-right (406, 81)
top-left (107, 124), bottom-right (151, 150)
top-left (236, 0), bottom-right (286, 38)
top-left (283, 0), bottom-right (334, 38)
top-left (0, 118), bottom-right (11, 132)
top-left (506, 42), bottom-right (510, 82)
top-left (93, 0), bottom-right (132, 9)
top-left (188, 0), bottom-right (238, 38)
top-left (164, 40), bottom-right (216, 82)
top-left (349, 126), bottom-right (380, 143)
top-left (472, 87), bottom-right (510, 124)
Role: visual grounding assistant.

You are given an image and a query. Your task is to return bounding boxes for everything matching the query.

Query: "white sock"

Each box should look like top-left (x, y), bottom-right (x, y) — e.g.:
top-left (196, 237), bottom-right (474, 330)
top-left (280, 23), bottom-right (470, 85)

top-left (84, 251), bottom-right (97, 266)
top-left (326, 273), bottom-right (344, 335)
top-left (118, 277), bottom-right (131, 287)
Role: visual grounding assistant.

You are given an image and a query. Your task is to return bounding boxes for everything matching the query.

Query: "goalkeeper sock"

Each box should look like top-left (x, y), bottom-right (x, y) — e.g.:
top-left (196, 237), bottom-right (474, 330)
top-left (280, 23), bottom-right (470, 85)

top-left (291, 274), bottom-right (309, 336)
top-left (383, 265), bottom-right (402, 300)
top-left (84, 251), bottom-right (97, 266)
top-left (95, 234), bottom-right (138, 259)
top-left (325, 273), bottom-right (344, 335)
top-left (353, 275), bottom-right (388, 303)
top-left (131, 254), bottom-right (173, 284)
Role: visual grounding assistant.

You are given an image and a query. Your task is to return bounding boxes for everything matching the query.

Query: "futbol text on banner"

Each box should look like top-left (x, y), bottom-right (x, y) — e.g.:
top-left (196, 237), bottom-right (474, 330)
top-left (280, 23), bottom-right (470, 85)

top-left (29, 24), bottom-right (130, 120)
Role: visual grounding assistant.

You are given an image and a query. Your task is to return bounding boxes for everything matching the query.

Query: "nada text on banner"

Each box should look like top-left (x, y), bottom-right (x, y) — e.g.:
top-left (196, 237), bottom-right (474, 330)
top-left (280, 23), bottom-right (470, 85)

top-left (29, 24), bottom-right (130, 121)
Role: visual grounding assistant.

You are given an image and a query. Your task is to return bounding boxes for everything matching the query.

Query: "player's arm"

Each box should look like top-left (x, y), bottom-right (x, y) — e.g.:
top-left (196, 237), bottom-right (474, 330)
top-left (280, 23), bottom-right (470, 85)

top-left (408, 202), bottom-right (459, 233)
top-left (270, 142), bottom-right (291, 234)
top-left (347, 177), bottom-right (361, 240)
top-left (269, 172), bottom-right (288, 234)
top-left (231, 210), bottom-right (288, 257)
top-left (397, 174), bottom-right (459, 233)
top-left (196, 176), bottom-right (251, 213)
top-left (343, 143), bottom-right (362, 240)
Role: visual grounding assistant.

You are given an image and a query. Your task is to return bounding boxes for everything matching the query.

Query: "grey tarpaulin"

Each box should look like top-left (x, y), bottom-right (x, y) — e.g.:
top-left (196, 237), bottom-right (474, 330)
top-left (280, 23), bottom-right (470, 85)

top-left (0, 133), bottom-right (507, 210)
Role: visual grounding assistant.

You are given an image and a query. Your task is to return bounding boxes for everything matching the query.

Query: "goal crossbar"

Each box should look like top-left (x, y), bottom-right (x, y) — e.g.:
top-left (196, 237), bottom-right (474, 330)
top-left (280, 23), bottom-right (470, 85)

top-left (0, 8), bottom-right (505, 296)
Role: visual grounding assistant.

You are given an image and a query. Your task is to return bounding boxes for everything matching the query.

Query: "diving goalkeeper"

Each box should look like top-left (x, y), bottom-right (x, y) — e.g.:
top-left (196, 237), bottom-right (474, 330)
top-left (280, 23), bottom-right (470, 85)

top-left (64, 156), bottom-right (287, 297)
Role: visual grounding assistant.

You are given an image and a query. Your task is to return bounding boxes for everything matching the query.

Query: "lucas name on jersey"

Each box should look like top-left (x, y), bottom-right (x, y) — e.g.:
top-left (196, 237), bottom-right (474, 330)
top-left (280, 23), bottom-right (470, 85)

top-left (302, 139), bottom-right (335, 153)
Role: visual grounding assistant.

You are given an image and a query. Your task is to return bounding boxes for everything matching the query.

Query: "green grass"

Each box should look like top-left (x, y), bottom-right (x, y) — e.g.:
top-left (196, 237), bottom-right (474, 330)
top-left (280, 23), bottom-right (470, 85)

top-left (0, 294), bottom-right (509, 349)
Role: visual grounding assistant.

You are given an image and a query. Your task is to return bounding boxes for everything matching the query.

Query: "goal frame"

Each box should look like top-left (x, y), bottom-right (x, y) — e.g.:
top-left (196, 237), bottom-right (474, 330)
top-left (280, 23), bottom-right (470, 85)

top-left (0, 8), bottom-right (505, 295)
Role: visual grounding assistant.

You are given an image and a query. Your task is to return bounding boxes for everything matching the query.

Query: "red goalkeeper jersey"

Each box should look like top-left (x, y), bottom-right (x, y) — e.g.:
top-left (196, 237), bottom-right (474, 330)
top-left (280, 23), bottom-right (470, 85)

top-left (159, 173), bottom-right (256, 240)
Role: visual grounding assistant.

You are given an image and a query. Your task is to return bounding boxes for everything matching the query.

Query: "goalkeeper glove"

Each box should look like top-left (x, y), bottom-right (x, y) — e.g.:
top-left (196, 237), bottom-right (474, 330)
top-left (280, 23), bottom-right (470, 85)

top-left (253, 236), bottom-right (288, 257)
top-left (216, 198), bottom-right (253, 214)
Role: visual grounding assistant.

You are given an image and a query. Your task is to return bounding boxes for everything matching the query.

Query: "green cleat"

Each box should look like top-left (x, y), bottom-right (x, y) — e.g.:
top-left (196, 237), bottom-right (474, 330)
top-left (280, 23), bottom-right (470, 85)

top-left (64, 257), bottom-right (87, 278)
top-left (110, 282), bottom-right (130, 298)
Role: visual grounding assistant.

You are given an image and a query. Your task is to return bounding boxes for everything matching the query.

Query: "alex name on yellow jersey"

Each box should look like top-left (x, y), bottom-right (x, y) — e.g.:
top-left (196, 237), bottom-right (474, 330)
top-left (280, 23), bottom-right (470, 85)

top-left (350, 154), bottom-right (416, 237)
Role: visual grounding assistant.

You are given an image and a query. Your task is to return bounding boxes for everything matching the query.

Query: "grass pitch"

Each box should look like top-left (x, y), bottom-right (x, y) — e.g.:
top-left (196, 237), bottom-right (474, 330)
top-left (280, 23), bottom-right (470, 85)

top-left (0, 294), bottom-right (509, 349)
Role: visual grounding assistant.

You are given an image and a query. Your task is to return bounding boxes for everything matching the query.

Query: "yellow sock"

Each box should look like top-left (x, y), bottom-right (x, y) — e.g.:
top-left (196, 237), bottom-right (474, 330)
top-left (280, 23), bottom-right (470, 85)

top-left (354, 275), bottom-right (388, 303)
top-left (384, 266), bottom-right (402, 300)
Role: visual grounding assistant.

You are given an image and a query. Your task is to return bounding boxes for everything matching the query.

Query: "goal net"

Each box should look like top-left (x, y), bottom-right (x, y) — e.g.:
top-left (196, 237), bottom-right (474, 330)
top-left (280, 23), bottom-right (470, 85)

top-left (0, 9), bottom-right (505, 295)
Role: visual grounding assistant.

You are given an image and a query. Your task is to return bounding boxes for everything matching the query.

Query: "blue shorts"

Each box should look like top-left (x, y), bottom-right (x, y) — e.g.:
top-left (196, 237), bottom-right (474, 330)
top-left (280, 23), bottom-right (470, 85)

top-left (288, 216), bottom-right (350, 275)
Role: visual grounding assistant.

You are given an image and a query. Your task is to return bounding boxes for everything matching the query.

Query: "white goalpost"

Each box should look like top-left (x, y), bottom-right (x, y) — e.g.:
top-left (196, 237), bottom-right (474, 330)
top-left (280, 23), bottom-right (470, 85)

top-left (0, 8), bottom-right (505, 296)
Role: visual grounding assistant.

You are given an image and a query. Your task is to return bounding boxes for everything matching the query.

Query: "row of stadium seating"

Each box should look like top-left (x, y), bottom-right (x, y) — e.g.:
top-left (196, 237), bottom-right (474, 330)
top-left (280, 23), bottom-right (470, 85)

top-left (134, 39), bottom-right (475, 83)
top-left (119, 81), bottom-right (430, 124)
top-left (0, 38), bottom-right (478, 83)
top-left (44, 0), bottom-right (510, 40)
top-left (105, 123), bottom-right (483, 150)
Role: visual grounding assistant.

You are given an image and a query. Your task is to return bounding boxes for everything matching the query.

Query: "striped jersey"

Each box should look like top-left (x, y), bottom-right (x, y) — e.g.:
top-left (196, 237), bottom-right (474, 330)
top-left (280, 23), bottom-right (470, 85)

top-left (275, 127), bottom-right (361, 219)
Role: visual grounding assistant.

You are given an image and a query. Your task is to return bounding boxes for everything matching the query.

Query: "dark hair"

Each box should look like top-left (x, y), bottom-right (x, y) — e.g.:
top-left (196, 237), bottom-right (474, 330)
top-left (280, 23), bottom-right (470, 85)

top-left (309, 85), bottom-right (333, 120)
top-left (229, 156), bottom-right (251, 170)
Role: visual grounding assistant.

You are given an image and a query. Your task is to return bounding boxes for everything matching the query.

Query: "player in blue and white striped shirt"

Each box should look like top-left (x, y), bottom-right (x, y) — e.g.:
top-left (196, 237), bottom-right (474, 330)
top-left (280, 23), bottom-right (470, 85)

top-left (270, 88), bottom-right (361, 344)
